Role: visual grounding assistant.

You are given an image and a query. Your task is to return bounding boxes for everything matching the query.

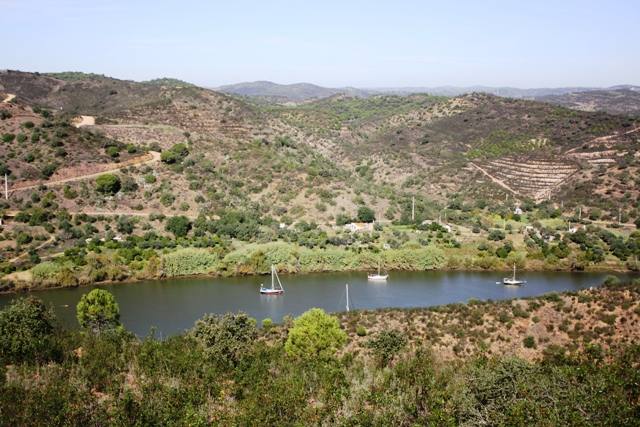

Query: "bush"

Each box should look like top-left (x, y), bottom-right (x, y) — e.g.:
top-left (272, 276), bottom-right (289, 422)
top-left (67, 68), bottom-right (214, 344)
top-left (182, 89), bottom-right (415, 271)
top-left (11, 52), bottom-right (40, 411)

top-left (366, 329), bottom-right (407, 366)
top-left (523, 335), bottom-right (536, 349)
top-left (357, 206), bottom-right (376, 223)
top-left (284, 308), bottom-right (346, 360)
top-left (356, 325), bottom-right (367, 336)
top-left (76, 289), bottom-right (121, 333)
top-left (161, 248), bottom-right (218, 276)
top-left (161, 143), bottom-right (189, 164)
top-left (191, 312), bottom-right (257, 368)
top-left (0, 297), bottom-right (60, 364)
top-left (488, 229), bottom-right (506, 241)
top-left (165, 215), bottom-right (192, 238)
top-left (95, 174), bottom-right (121, 194)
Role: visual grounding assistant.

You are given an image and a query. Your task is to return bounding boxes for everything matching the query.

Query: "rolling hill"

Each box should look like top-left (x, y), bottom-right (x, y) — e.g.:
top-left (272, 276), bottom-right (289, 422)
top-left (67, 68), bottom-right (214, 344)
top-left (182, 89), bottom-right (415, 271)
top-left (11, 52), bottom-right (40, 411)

top-left (538, 87), bottom-right (640, 117)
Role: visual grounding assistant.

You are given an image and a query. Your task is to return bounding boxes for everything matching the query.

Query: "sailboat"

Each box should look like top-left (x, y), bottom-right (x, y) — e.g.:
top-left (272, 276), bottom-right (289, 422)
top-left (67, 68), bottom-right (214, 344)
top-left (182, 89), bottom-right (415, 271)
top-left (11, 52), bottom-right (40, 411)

top-left (502, 264), bottom-right (526, 286)
top-left (368, 263), bottom-right (388, 281)
top-left (260, 265), bottom-right (285, 295)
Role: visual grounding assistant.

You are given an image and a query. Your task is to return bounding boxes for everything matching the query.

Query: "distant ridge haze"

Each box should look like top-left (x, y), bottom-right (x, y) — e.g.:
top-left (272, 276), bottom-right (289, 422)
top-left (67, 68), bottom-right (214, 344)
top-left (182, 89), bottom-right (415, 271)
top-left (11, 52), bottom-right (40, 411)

top-left (217, 80), bottom-right (640, 103)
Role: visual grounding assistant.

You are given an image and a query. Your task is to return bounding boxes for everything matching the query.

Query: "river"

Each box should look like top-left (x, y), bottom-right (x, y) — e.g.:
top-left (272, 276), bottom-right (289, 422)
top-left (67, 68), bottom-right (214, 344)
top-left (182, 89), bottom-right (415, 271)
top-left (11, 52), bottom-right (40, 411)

top-left (0, 270), bottom-right (635, 336)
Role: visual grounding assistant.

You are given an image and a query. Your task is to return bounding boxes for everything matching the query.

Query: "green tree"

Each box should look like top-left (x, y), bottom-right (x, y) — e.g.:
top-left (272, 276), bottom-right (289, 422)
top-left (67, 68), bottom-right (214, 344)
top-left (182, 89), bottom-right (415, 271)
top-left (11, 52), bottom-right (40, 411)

top-left (95, 174), bottom-right (121, 194)
top-left (0, 297), bottom-right (60, 364)
top-left (357, 206), bottom-right (376, 223)
top-left (191, 312), bottom-right (257, 368)
top-left (285, 308), bottom-right (346, 360)
top-left (161, 143), bottom-right (189, 164)
top-left (76, 289), bottom-right (121, 333)
top-left (366, 329), bottom-right (407, 366)
top-left (165, 215), bottom-right (192, 238)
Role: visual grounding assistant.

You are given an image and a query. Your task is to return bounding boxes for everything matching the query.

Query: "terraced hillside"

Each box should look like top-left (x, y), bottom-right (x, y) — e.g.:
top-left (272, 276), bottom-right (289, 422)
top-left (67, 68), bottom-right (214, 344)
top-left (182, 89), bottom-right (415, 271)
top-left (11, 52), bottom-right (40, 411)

top-left (1, 71), bottom-right (639, 221)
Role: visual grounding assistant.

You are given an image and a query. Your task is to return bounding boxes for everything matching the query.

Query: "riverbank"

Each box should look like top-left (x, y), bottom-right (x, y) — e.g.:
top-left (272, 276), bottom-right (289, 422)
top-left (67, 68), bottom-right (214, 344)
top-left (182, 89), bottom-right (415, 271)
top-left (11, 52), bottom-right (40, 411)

top-left (1, 241), bottom-right (636, 293)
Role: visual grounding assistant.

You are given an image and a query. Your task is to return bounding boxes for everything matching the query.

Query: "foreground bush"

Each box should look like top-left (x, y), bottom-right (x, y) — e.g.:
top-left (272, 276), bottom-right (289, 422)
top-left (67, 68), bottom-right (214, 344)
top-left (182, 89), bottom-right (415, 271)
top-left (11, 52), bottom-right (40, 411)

top-left (0, 297), bottom-right (60, 364)
top-left (285, 308), bottom-right (346, 360)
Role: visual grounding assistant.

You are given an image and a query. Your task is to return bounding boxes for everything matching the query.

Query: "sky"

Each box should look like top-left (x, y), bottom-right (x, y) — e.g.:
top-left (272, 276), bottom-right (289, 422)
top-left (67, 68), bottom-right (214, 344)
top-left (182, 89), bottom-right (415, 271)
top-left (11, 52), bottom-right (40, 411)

top-left (1, 0), bottom-right (639, 88)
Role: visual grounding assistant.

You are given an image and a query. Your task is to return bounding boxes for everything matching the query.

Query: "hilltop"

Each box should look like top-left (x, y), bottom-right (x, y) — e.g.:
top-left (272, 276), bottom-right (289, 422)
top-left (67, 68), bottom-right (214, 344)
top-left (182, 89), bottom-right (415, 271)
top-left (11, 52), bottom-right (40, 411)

top-left (217, 80), bottom-right (371, 103)
top-left (539, 87), bottom-right (640, 117)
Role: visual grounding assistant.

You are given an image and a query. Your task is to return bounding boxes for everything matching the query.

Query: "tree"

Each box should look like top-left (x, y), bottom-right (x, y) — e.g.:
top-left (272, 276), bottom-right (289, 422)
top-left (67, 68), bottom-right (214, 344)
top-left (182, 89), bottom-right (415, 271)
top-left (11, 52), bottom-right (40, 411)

top-left (284, 308), bottom-right (346, 360)
top-left (357, 206), bottom-right (376, 223)
top-left (165, 215), bottom-right (192, 238)
top-left (191, 312), bottom-right (257, 367)
top-left (335, 213), bottom-right (352, 226)
top-left (0, 297), bottom-right (60, 364)
top-left (95, 174), bottom-right (121, 195)
top-left (366, 329), bottom-right (407, 366)
top-left (76, 289), bottom-right (121, 333)
top-left (161, 143), bottom-right (189, 164)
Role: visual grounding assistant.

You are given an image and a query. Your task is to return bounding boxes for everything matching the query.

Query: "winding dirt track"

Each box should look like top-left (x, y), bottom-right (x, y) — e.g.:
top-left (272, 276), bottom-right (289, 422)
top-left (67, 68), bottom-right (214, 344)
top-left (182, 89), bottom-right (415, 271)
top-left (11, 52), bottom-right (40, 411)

top-left (9, 151), bottom-right (161, 194)
top-left (1, 93), bottom-right (16, 103)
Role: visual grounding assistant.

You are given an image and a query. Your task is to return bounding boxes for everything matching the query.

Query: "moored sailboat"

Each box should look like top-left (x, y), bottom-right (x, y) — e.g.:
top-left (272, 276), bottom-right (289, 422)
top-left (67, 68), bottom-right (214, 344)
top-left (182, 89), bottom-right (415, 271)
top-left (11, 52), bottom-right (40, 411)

top-left (502, 264), bottom-right (526, 286)
top-left (368, 263), bottom-right (388, 281)
top-left (260, 265), bottom-right (285, 295)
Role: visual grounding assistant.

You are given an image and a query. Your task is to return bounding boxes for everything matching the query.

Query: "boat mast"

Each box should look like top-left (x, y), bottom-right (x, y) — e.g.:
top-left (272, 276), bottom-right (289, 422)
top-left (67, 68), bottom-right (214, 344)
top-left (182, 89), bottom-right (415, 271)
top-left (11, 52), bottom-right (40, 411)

top-left (271, 265), bottom-right (275, 290)
top-left (346, 284), bottom-right (350, 312)
top-left (513, 264), bottom-right (516, 281)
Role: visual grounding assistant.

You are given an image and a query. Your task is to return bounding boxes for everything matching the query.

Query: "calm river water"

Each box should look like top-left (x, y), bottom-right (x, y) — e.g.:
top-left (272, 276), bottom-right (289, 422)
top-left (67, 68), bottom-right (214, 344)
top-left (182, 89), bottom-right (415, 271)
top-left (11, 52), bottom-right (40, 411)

top-left (0, 270), bottom-right (635, 336)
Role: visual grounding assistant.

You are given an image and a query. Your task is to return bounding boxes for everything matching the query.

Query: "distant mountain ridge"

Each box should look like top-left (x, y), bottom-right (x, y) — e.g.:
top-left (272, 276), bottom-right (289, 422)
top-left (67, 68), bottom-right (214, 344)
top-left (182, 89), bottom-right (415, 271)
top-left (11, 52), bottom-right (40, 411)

top-left (216, 80), bottom-right (371, 103)
top-left (217, 80), bottom-right (640, 115)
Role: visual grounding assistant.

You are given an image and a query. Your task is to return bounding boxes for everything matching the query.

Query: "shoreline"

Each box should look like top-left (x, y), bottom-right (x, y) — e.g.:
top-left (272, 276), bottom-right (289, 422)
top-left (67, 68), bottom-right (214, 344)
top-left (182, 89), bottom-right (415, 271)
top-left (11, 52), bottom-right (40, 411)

top-left (2, 263), bottom-right (636, 295)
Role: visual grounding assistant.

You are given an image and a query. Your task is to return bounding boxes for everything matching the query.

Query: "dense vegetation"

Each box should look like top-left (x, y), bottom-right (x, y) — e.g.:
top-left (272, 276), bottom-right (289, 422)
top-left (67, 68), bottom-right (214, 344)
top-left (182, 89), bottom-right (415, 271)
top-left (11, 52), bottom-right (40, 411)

top-left (1, 282), bottom-right (639, 425)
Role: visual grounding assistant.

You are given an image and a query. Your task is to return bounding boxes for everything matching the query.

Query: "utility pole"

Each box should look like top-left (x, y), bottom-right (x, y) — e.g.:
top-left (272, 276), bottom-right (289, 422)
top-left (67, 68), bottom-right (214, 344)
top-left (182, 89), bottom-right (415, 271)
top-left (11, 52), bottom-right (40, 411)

top-left (618, 208), bottom-right (622, 225)
top-left (411, 196), bottom-right (415, 222)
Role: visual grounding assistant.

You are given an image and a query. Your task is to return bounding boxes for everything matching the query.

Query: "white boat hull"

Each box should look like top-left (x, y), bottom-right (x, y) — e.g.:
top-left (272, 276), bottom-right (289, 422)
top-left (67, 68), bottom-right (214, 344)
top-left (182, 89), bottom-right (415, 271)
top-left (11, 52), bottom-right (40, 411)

top-left (368, 275), bottom-right (388, 281)
top-left (260, 287), bottom-right (284, 295)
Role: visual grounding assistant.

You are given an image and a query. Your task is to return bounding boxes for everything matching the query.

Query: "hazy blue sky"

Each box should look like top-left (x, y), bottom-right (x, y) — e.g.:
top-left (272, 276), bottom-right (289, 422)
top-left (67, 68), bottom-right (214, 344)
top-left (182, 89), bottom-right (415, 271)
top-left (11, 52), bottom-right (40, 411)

top-left (1, 0), bottom-right (638, 88)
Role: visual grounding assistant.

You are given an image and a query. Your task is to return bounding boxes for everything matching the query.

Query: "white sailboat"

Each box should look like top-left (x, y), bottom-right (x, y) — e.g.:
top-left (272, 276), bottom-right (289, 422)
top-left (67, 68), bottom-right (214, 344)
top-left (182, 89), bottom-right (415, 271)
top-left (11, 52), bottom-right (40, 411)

top-left (368, 263), bottom-right (388, 281)
top-left (260, 265), bottom-right (284, 295)
top-left (502, 264), bottom-right (526, 286)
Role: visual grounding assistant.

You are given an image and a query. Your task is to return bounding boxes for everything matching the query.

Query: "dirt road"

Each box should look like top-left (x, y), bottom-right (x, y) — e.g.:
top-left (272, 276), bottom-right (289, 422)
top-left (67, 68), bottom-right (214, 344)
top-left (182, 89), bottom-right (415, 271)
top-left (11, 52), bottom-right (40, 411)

top-left (10, 151), bottom-right (161, 193)
top-left (2, 93), bottom-right (16, 103)
top-left (72, 115), bottom-right (96, 128)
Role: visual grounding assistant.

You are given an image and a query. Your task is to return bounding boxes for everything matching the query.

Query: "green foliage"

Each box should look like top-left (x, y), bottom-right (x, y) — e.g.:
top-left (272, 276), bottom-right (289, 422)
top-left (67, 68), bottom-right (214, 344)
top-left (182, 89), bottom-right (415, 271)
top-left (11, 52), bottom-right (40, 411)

top-left (76, 289), bottom-right (121, 333)
top-left (366, 329), bottom-right (407, 366)
top-left (284, 308), bottom-right (346, 360)
top-left (161, 143), bottom-right (189, 164)
top-left (191, 312), bottom-right (257, 368)
top-left (357, 206), bottom-right (376, 223)
top-left (161, 248), bottom-right (219, 277)
top-left (523, 335), bottom-right (536, 349)
top-left (0, 297), bottom-right (60, 364)
top-left (165, 215), bottom-right (192, 238)
top-left (95, 173), bottom-right (121, 194)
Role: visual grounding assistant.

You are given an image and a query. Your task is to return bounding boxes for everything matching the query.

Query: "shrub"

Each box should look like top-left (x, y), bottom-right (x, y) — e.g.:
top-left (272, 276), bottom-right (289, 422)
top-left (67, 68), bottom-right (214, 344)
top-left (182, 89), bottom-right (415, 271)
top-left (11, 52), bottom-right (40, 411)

top-left (191, 312), bottom-right (257, 368)
top-left (356, 325), bottom-right (367, 336)
top-left (161, 248), bottom-right (218, 276)
top-left (165, 215), bottom-right (192, 238)
top-left (95, 174), bottom-right (121, 194)
top-left (366, 329), bottom-right (407, 366)
top-left (284, 308), bottom-right (346, 360)
top-left (0, 297), bottom-right (60, 364)
top-left (523, 335), bottom-right (536, 349)
top-left (106, 146), bottom-right (120, 158)
top-left (161, 143), bottom-right (189, 164)
top-left (357, 206), bottom-right (376, 223)
top-left (76, 289), bottom-right (121, 333)
top-left (488, 229), bottom-right (506, 241)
